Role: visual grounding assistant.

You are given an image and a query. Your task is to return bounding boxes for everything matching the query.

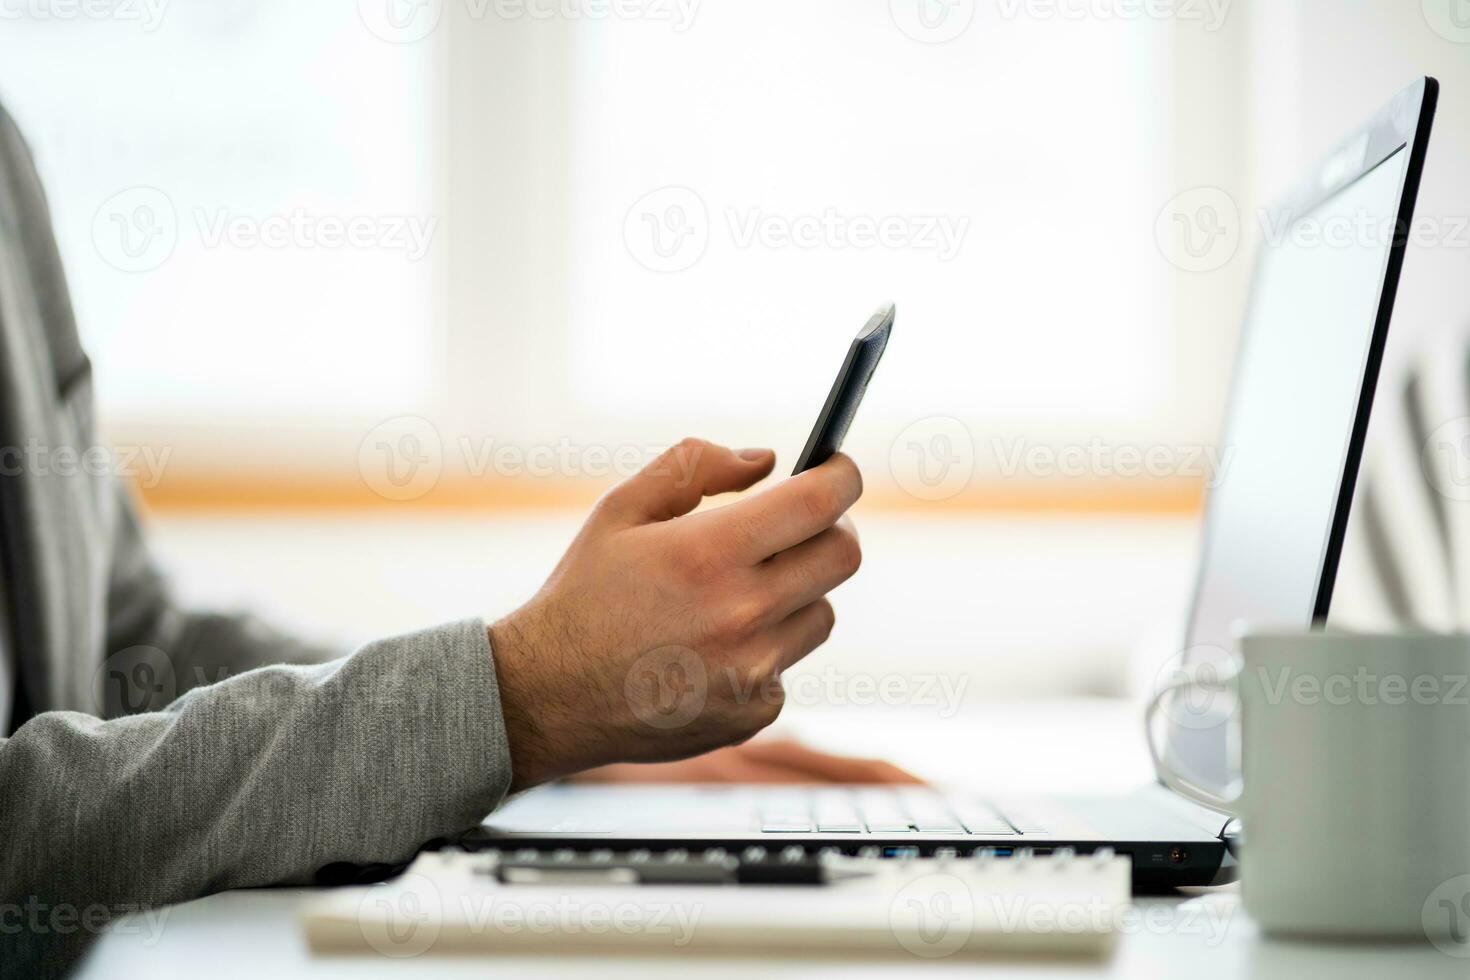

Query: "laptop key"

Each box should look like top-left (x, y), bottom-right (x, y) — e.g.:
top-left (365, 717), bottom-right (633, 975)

top-left (761, 823), bottom-right (814, 833)
top-left (1001, 815), bottom-right (1048, 833)
top-left (865, 823), bottom-right (914, 833)
top-left (954, 809), bottom-right (1019, 835)
top-left (912, 823), bottom-right (965, 834)
top-left (815, 824), bottom-right (863, 833)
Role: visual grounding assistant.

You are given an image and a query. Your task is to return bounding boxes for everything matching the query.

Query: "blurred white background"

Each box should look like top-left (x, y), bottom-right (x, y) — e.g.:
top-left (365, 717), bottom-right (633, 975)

top-left (1, 0), bottom-right (1468, 712)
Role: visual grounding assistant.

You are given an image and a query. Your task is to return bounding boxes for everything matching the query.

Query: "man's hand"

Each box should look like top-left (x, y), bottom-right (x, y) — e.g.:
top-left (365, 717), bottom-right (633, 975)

top-left (490, 438), bottom-right (864, 792)
top-left (573, 737), bottom-right (923, 785)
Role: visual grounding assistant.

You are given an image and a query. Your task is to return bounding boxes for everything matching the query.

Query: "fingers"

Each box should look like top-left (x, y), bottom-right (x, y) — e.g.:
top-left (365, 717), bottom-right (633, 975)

top-left (706, 758), bottom-right (843, 784)
top-left (600, 439), bottom-right (775, 524)
top-left (739, 738), bottom-right (927, 785)
top-left (570, 748), bottom-right (846, 784)
top-left (766, 598), bottom-right (837, 673)
top-left (565, 759), bottom-right (778, 784)
top-left (694, 453), bottom-right (863, 564)
top-left (571, 742), bottom-right (927, 785)
top-left (691, 751), bottom-right (840, 784)
top-left (756, 522), bottom-right (862, 623)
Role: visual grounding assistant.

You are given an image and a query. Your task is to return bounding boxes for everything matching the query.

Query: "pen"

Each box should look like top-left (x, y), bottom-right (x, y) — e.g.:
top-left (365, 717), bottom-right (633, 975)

top-left (481, 847), bottom-right (886, 887)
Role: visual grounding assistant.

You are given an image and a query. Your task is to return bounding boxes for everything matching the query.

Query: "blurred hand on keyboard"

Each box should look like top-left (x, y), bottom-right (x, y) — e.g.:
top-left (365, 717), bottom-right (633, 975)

top-left (571, 737), bottom-right (923, 785)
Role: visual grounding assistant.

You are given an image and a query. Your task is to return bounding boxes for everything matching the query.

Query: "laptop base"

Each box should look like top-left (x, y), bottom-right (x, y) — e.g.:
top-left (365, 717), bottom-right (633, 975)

top-left (464, 782), bottom-right (1234, 893)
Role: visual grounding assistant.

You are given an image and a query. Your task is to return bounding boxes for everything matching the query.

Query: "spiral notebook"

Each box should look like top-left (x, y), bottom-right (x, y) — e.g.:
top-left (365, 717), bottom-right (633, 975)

top-left (304, 847), bottom-right (1131, 959)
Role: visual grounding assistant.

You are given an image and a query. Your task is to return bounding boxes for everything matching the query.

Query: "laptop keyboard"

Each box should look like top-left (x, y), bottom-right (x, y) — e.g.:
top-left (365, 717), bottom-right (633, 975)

top-left (756, 787), bottom-right (1045, 835)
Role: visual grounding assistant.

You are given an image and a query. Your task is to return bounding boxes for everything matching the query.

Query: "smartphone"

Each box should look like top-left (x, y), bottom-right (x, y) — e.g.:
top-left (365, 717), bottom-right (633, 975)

top-left (791, 303), bottom-right (895, 475)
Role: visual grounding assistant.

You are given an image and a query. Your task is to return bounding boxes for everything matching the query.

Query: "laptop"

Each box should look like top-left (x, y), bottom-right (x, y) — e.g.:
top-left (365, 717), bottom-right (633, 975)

top-left (471, 78), bottom-right (1439, 891)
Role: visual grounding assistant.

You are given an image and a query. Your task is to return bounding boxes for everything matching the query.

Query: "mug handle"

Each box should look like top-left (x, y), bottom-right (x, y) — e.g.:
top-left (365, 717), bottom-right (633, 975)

top-left (1144, 669), bottom-right (1241, 817)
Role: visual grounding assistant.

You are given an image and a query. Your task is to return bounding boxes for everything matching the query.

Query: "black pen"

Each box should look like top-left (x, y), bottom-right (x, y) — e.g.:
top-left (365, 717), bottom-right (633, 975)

top-left (482, 848), bottom-right (884, 887)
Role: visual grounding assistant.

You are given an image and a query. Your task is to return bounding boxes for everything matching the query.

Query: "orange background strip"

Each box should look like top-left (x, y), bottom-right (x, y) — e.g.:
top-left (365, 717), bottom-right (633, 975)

top-left (134, 473), bottom-right (1205, 516)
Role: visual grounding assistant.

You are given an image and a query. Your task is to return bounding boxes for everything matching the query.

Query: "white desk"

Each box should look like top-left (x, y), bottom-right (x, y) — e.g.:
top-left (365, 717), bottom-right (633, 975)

top-left (77, 886), bottom-right (1465, 979)
top-left (74, 702), bottom-right (1466, 977)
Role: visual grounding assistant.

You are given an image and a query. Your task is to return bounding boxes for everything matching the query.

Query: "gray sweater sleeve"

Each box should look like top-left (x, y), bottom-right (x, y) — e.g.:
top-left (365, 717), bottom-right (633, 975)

top-left (0, 490), bottom-right (516, 977)
top-left (1, 619), bottom-right (514, 976)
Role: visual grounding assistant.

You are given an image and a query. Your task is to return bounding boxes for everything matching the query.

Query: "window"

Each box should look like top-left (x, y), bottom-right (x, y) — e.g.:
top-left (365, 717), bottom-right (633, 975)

top-left (0, 1), bottom-right (437, 421)
top-left (565, 4), bottom-right (1172, 431)
top-left (1, 3), bottom-right (1195, 498)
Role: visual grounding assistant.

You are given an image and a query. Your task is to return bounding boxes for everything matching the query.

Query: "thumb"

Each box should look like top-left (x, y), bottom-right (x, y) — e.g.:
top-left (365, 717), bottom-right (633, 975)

top-left (601, 438), bottom-right (775, 523)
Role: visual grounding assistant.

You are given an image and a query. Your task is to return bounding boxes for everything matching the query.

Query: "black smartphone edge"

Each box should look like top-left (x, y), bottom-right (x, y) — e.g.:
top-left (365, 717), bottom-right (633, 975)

top-left (791, 303), bottom-right (896, 475)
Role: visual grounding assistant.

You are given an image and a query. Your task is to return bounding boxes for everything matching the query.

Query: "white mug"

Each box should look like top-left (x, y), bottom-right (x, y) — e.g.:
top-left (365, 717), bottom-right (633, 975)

top-left (1148, 630), bottom-right (1470, 942)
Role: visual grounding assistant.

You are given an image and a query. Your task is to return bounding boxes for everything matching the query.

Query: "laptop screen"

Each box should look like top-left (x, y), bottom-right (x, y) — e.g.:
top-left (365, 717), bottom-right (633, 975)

top-left (1168, 145), bottom-right (1411, 790)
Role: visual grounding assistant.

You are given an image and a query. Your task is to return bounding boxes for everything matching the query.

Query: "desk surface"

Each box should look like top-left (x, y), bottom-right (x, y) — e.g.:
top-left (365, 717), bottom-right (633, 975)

top-left (77, 885), bottom-right (1466, 979)
top-left (73, 702), bottom-right (1466, 977)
